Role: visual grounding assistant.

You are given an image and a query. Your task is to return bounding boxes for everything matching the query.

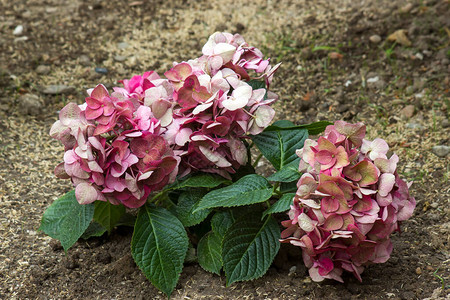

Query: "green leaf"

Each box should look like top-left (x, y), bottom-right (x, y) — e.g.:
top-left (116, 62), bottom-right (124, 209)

top-left (116, 212), bottom-right (136, 227)
top-left (222, 213), bottom-right (280, 285)
top-left (39, 190), bottom-right (94, 251)
top-left (267, 159), bottom-right (301, 182)
top-left (81, 222), bottom-right (107, 239)
top-left (93, 201), bottom-right (125, 233)
top-left (280, 181), bottom-right (298, 193)
top-left (167, 173), bottom-right (230, 191)
top-left (197, 231), bottom-right (223, 274)
top-left (194, 174), bottom-right (273, 212)
top-left (211, 210), bottom-right (235, 239)
top-left (211, 207), bottom-right (255, 239)
top-left (247, 79), bottom-right (266, 90)
top-left (252, 120), bottom-right (308, 170)
top-left (174, 190), bottom-right (211, 227)
top-left (263, 120), bottom-right (332, 135)
top-left (131, 204), bottom-right (188, 297)
top-left (262, 193), bottom-right (296, 219)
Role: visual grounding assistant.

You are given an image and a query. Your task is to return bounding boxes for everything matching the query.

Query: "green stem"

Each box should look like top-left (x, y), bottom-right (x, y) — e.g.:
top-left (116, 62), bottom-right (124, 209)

top-left (252, 153), bottom-right (263, 167)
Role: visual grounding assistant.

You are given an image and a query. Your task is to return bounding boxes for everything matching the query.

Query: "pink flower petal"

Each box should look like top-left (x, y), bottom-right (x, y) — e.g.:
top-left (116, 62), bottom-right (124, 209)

top-left (298, 213), bottom-right (315, 232)
top-left (378, 173), bottom-right (395, 197)
top-left (323, 214), bottom-right (344, 231)
top-left (75, 182), bottom-right (98, 204)
top-left (59, 102), bottom-right (81, 126)
top-left (90, 84), bottom-right (109, 100)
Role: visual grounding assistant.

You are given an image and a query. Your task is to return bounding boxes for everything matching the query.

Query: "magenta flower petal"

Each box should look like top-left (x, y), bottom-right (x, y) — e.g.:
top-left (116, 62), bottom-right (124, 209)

top-left (317, 257), bottom-right (334, 276)
top-left (90, 84), bottom-right (109, 100)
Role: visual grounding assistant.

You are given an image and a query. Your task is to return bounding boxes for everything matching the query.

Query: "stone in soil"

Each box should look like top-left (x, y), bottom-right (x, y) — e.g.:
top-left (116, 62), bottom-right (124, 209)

top-left (387, 29), bottom-right (412, 46)
top-left (117, 42), bottom-right (129, 49)
top-left (42, 85), bottom-right (76, 95)
top-left (114, 55), bottom-right (127, 62)
top-left (79, 55), bottom-right (91, 66)
top-left (95, 67), bottom-right (108, 74)
top-left (36, 65), bottom-right (51, 75)
top-left (369, 35), bottom-right (381, 44)
top-left (400, 105), bottom-right (415, 119)
top-left (13, 25), bottom-right (24, 35)
top-left (431, 145), bottom-right (450, 157)
top-left (18, 94), bottom-right (42, 115)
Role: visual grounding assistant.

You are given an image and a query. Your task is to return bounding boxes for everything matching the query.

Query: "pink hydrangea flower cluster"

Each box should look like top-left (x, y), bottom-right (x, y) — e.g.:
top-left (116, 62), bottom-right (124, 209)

top-left (50, 84), bottom-right (180, 208)
top-left (280, 121), bottom-right (416, 283)
top-left (160, 32), bottom-right (280, 178)
top-left (50, 32), bottom-right (279, 207)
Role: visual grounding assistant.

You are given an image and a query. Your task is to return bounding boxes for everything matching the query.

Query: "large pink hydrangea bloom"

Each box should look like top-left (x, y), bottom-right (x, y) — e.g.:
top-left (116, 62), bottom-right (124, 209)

top-left (51, 32), bottom-right (279, 206)
top-left (50, 84), bottom-right (180, 208)
top-left (280, 121), bottom-right (416, 282)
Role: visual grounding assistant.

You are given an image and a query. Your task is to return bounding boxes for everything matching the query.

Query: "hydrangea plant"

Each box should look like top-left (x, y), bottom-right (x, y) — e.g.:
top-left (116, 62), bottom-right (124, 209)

top-left (40, 32), bottom-right (415, 297)
top-left (280, 121), bottom-right (416, 282)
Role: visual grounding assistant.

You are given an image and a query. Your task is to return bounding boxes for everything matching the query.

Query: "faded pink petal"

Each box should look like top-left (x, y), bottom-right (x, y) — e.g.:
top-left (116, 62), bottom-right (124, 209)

top-left (199, 145), bottom-right (232, 168)
top-left (298, 213), bottom-right (315, 232)
top-left (75, 182), bottom-right (98, 204)
top-left (323, 214), bottom-right (344, 231)
top-left (378, 173), bottom-right (395, 197)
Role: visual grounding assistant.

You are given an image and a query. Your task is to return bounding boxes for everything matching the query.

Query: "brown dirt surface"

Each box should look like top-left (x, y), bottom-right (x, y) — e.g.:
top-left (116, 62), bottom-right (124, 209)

top-left (1, 0), bottom-right (449, 299)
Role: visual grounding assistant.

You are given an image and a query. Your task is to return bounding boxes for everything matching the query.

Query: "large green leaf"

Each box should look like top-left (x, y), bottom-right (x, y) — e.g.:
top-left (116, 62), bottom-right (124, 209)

top-left (93, 201), bottom-right (125, 233)
top-left (252, 120), bottom-right (308, 170)
top-left (222, 213), bottom-right (280, 285)
top-left (80, 221), bottom-right (107, 239)
top-left (263, 120), bottom-right (332, 135)
top-left (197, 231), bottom-right (222, 274)
top-left (211, 210), bottom-right (235, 239)
top-left (267, 159), bottom-right (301, 182)
top-left (131, 205), bottom-right (188, 297)
top-left (167, 173), bottom-right (230, 190)
top-left (194, 174), bottom-right (273, 212)
top-left (174, 190), bottom-right (211, 227)
top-left (262, 193), bottom-right (296, 219)
top-left (39, 189), bottom-right (94, 251)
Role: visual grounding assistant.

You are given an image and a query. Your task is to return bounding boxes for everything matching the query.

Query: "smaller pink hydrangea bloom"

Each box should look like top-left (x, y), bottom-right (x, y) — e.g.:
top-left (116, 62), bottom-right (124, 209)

top-left (281, 120), bottom-right (416, 283)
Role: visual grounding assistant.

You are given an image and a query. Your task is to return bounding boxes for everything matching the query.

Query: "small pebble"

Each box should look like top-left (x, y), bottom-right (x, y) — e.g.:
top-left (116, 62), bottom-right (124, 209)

top-left (13, 25), bottom-right (24, 36)
top-left (288, 265), bottom-right (297, 277)
top-left (18, 94), bottom-right (42, 115)
top-left (442, 119), bottom-right (449, 128)
top-left (36, 65), bottom-right (51, 75)
top-left (118, 42), bottom-right (129, 49)
top-left (400, 105), bottom-right (415, 119)
top-left (400, 3), bottom-right (414, 13)
top-left (431, 145), bottom-right (450, 157)
top-left (114, 55), bottom-right (127, 62)
top-left (79, 55), bottom-right (91, 66)
top-left (405, 85), bottom-right (414, 95)
top-left (430, 202), bottom-right (439, 209)
top-left (43, 85), bottom-right (75, 95)
top-left (405, 123), bottom-right (424, 130)
top-left (14, 36), bottom-right (28, 43)
top-left (95, 67), bottom-right (108, 74)
top-left (367, 76), bottom-right (379, 83)
top-left (369, 35), bottom-right (381, 44)
top-left (415, 267), bottom-right (422, 275)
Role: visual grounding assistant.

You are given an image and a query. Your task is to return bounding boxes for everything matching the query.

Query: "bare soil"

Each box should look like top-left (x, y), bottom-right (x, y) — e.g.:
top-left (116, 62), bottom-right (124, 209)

top-left (0, 0), bottom-right (449, 299)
